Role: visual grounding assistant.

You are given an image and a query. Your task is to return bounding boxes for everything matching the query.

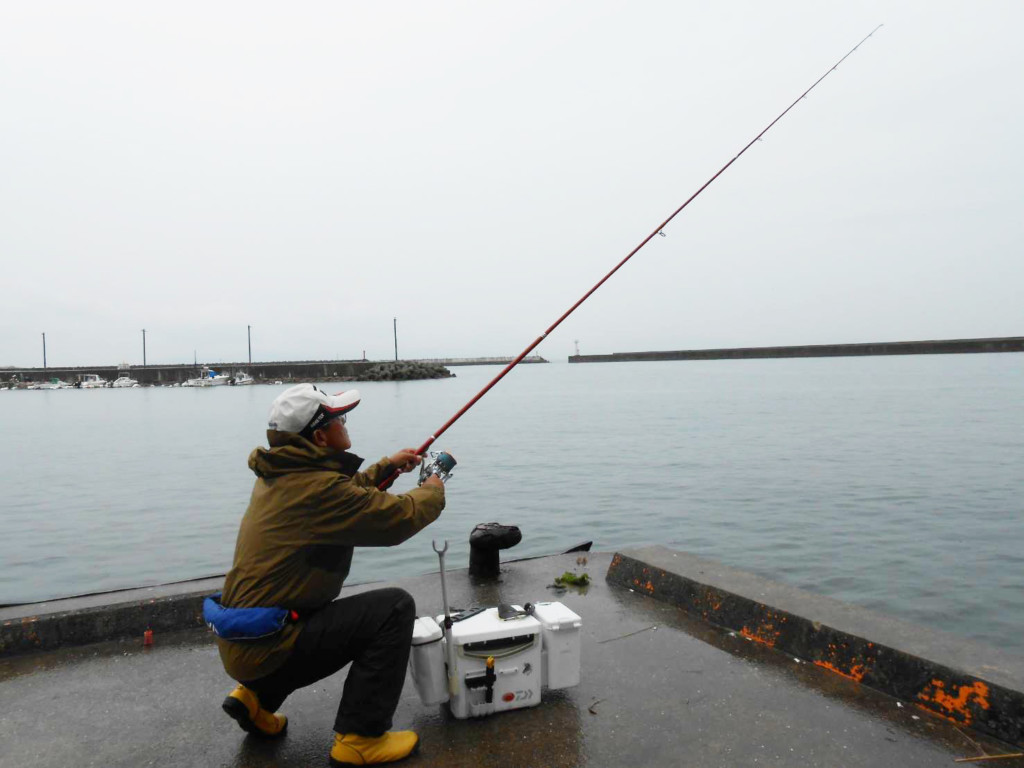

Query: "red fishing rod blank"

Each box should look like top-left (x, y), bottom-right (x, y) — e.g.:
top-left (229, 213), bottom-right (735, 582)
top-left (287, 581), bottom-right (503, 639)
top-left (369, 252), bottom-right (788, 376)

top-left (379, 25), bottom-right (883, 491)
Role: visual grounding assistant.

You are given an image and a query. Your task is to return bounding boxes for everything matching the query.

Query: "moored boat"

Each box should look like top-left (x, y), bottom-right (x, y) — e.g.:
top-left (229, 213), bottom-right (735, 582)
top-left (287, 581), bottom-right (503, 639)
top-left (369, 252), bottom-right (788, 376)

top-left (183, 367), bottom-right (231, 387)
top-left (77, 374), bottom-right (108, 388)
top-left (33, 378), bottom-right (71, 390)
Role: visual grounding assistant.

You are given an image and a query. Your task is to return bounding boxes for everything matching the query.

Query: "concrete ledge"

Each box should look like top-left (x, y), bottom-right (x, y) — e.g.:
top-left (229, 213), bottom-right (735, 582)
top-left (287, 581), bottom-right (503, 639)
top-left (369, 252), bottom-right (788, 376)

top-left (0, 546), bottom-right (588, 657)
top-left (0, 577), bottom-right (223, 657)
top-left (9, 547), bottom-right (1024, 750)
top-left (607, 546), bottom-right (1024, 747)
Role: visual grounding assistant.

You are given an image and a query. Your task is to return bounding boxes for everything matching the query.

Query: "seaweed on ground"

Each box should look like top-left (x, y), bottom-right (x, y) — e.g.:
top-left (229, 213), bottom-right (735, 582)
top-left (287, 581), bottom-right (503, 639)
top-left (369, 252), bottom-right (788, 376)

top-left (553, 571), bottom-right (590, 588)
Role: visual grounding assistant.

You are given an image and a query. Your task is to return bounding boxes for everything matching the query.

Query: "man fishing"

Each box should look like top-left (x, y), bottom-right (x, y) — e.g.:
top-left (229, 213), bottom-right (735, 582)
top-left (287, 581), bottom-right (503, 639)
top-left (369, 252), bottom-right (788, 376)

top-left (206, 383), bottom-right (445, 766)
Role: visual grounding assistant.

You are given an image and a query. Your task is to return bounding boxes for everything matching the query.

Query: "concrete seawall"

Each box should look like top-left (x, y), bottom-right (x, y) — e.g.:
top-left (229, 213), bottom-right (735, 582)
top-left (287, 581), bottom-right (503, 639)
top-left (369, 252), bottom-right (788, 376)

top-left (607, 548), bottom-right (1024, 747)
top-left (2, 356), bottom-right (546, 385)
top-left (570, 336), bottom-right (1024, 363)
top-left (9, 550), bottom-right (1024, 766)
top-left (1, 360), bottom-right (386, 385)
top-left (411, 355), bottom-right (548, 367)
top-left (3, 547), bottom-right (1022, 750)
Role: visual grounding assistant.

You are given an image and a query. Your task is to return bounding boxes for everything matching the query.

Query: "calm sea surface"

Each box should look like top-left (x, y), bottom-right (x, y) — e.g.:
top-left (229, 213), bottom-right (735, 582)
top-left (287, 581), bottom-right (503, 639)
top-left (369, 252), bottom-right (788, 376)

top-left (1, 356), bottom-right (1022, 654)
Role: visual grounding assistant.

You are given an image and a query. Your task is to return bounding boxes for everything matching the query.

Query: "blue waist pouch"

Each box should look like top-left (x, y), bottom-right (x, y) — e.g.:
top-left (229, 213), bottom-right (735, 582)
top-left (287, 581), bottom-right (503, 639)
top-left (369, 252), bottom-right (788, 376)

top-left (203, 593), bottom-right (291, 641)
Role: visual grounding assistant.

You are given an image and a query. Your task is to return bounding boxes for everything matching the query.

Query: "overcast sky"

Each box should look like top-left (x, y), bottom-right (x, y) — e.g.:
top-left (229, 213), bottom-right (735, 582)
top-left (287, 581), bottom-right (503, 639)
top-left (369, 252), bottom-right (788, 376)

top-left (2, 1), bottom-right (1021, 367)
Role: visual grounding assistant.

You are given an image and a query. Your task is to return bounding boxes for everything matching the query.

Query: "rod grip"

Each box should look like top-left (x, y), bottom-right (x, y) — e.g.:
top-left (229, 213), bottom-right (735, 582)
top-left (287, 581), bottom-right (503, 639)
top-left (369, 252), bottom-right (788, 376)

top-left (376, 440), bottom-right (434, 491)
top-left (376, 469), bottom-right (400, 491)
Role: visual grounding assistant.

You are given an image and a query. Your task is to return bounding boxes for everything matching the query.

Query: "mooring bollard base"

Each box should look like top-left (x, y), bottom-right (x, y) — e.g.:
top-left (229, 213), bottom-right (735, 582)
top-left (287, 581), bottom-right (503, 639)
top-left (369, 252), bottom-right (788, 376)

top-left (468, 523), bottom-right (522, 578)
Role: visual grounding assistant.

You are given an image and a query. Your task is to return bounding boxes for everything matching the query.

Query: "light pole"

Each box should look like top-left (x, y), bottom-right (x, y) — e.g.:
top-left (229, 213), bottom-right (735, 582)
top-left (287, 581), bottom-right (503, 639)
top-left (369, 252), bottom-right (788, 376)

top-left (142, 329), bottom-right (147, 367)
top-left (42, 332), bottom-right (47, 369)
top-left (393, 317), bottom-right (398, 361)
top-left (247, 325), bottom-right (252, 365)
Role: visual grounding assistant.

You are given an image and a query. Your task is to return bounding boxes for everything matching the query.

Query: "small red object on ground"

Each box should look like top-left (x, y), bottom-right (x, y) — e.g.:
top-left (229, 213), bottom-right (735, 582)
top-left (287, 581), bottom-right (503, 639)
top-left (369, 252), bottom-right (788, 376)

top-left (143, 629), bottom-right (154, 647)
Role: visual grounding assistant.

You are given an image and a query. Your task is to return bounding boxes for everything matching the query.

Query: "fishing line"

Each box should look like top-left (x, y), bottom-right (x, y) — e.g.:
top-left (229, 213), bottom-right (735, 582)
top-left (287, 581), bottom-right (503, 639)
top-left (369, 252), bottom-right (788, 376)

top-left (379, 25), bottom-right (883, 490)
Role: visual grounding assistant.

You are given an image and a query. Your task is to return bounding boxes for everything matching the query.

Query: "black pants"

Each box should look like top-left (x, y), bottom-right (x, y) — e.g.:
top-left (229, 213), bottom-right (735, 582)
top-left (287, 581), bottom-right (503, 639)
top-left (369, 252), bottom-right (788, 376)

top-left (242, 587), bottom-right (415, 737)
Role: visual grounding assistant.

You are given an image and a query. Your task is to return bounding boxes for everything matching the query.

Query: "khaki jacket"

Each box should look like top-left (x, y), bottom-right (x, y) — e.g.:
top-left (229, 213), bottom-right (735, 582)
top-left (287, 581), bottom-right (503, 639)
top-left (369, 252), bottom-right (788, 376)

top-left (216, 431), bottom-right (445, 681)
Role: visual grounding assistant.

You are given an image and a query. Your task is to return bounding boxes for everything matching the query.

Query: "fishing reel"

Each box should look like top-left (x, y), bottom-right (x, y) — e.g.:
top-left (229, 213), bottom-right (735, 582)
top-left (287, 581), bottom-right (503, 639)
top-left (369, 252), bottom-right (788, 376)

top-left (419, 451), bottom-right (457, 485)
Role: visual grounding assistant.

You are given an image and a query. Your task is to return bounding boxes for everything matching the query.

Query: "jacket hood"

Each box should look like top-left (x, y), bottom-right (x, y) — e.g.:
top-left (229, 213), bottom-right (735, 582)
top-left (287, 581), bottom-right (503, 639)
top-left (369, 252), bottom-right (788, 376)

top-left (248, 430), bottom-right (364, 479)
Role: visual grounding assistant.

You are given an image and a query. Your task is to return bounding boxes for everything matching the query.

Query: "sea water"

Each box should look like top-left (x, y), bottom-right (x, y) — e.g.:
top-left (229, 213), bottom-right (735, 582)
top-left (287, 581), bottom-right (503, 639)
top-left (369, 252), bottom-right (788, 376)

top-left (1, 355), bottom-right (1022, 654)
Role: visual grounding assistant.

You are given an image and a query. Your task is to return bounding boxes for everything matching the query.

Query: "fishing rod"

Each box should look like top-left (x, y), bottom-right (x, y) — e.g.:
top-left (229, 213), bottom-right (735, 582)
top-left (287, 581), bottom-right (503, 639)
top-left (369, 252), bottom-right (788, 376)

top-left (379, 25), bottom-right (883, 491)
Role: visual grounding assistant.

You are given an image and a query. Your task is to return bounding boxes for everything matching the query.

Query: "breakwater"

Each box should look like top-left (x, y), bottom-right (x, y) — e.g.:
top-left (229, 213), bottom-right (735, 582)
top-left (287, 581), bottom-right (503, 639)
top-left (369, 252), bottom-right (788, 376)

top-left (412, 355), bottom-right (547, 367)
top-left (1, 356), bottom-right (546, 386)
top-left (0, 359), bottom-right (456, 386)
top-left (569, 336), bottom-right (1024, 363)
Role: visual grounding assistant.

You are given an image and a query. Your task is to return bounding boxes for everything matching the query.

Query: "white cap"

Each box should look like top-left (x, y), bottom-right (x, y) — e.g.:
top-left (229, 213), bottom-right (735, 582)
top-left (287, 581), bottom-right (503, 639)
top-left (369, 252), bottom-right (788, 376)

top-left (268, 384), bottom-right (361, 435)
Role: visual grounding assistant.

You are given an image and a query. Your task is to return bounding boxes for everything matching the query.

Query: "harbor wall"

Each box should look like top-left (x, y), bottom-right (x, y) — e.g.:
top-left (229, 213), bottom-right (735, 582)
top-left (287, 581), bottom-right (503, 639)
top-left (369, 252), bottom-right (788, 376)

top-left (0, 360), bottom-right (368, 385)
top-left (607, 547), bottom-right (1024, 748)
top-left (3, 547), bottom-right (1022, 747)
top-left (1, 356), bottom-right (546, 385)
top-left (410, 355), bottom-right (547, 367)
top-left (569, 336), bottom-right (1024, 363)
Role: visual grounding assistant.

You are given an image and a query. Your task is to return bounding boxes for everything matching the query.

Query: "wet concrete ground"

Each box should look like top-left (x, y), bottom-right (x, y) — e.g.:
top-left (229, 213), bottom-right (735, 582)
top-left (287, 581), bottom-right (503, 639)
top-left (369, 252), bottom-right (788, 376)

top-left (1, 552), bottom-right (1020, 767)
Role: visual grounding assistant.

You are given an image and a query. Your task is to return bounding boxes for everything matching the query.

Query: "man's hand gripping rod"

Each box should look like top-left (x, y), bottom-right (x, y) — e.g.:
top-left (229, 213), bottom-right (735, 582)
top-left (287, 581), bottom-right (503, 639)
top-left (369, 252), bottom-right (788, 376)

top-left (376, 26), bottom-right (882, 492)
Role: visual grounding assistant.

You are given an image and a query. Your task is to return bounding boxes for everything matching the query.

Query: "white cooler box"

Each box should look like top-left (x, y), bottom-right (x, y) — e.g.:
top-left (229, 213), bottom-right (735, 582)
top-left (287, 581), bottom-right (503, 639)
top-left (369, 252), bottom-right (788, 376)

top-left (408, 602), bottom-right (582, 719)
top-left (447, 607), bottom-right (543, 719)
top-left (531, 601), bottom-right (582, 690)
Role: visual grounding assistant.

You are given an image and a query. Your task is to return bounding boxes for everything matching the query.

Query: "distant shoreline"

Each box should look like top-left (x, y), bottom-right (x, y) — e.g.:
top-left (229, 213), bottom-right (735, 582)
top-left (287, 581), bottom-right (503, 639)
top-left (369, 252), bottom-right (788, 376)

top-left (569, 336), bottom-right (1024, 363)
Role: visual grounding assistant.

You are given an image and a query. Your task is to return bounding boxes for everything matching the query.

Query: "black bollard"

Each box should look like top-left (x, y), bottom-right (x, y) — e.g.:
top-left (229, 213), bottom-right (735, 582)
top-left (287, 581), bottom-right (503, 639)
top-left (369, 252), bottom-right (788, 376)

top-left (468, 522), bottom-right (522, 579)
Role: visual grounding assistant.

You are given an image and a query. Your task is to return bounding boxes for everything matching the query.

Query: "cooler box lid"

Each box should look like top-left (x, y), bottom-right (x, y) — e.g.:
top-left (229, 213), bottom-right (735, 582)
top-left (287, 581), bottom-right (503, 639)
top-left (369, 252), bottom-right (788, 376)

top-left (411, 616), bottom-right (443, 645)
top-left (445, 607), bottom-right (541, 645)
top-left (531, 601), bottom-right (582, 631)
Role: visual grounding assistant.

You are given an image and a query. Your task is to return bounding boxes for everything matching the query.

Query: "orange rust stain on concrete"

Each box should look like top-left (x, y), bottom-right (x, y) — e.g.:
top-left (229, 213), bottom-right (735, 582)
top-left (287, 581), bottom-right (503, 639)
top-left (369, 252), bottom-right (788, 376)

top-left (916, 679), bottom-right (991, 725)
top-left (812, 639), bottom-right (873, 683)
top-left (813, 660), bottom-right (867, 682)
top-left (740, 624), bottom-right (780, 648)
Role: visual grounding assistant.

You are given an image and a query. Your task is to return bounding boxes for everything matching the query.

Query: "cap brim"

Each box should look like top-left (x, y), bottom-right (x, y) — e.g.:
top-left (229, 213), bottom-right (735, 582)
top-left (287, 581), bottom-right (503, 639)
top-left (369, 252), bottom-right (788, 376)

top-left (322, 389), bottom-right (361, 416)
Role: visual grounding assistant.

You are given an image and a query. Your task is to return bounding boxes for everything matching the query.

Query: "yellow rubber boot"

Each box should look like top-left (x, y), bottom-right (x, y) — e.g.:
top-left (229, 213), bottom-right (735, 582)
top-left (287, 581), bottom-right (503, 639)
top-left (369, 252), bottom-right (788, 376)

top-left (222, 684), bottom-right (288, 738)
top-left (330, 731), bottom-right (420, 765)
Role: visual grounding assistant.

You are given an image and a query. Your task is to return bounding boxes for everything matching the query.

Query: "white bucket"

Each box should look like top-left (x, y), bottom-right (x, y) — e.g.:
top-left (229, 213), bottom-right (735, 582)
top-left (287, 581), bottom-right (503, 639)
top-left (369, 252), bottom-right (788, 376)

top-left (409, 616), bottom-right (449, 705)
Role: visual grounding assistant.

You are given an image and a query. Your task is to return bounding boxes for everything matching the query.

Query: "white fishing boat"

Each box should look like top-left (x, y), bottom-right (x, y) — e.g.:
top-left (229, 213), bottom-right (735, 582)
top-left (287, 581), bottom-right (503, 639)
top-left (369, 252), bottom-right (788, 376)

top-left (111, 376), bottom-right (139, 388)
top-left (231, 372), bottom-right (255, 385)
top-left (35, 379), bottom-right (69, 390)
top-left (78, 374), bottom-right (108, 388)
top-left (183, 367), bottom-right (231, 387)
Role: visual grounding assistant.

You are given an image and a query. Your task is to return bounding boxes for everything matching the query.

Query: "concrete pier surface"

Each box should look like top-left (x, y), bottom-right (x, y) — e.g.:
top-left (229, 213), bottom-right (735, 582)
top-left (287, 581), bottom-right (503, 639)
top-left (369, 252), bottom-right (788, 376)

top-left (2, 551), bottom-right (1023, 767)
